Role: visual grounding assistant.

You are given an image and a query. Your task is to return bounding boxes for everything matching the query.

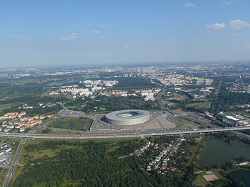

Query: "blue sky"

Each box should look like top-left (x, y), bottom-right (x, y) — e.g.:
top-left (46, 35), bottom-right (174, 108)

top-left (1, 0), bottom-right (250, 67)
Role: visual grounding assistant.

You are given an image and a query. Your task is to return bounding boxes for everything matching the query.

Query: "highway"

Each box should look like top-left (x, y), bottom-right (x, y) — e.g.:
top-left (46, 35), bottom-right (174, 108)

top-left (142, 127), bottom-right (250, 136)
top-left (58, 104), bottom-right (95, 119)
top-left (1, 127), bottom-right (248, 187)
top-left (3, 138), bottom-right (27, 187)
top-left (0, 127), bottom-right (250, 140)
top-left (156, 88), bottom-right (216, 127)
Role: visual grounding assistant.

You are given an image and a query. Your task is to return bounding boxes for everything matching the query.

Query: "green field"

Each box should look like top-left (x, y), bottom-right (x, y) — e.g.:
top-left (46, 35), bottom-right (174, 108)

top-left (0, 103), bottom-right (22, 114)
top-left (0, 168), bottom-right (8, 185)
top-left (195, 169), bottom-right (226, 187)
top-left (48, 117), bottom-right (92, 131)
top-left (37, 130), bottom-right (73, 135)
top-left (173, 116), bottom-right (192, 125)
top-left (186, 102), bottom-right (211, 109)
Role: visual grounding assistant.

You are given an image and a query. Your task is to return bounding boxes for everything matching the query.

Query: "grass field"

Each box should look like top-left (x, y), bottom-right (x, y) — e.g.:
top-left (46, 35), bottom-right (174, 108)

top-left (195, 174), bottom-right (207, 187)
top-left (0, 168), bottom-right (8, 185)
top-left (37, 130), bottom-right (73, 135)
top-left (0, 103), bottom-right (22, 113)
top-left (194, 169), bottom-right (225, 187)
top-left (48, 117), bottom-right (93, 131)
top-left (22, 136), bottom-right (141, 145)
top-left (173, 117), bottom-right (192, 125)
top-left (174, 93), bottom-right (189, 100)
top-left (186, 102), bottom-right (211, 109)
top-left (12, 139), bottom-right (60, 184)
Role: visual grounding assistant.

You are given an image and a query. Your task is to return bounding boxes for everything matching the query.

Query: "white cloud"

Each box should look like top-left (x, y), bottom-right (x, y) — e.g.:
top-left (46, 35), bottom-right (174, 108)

top-left (206, 23), bottom-right (226, 29)
top-left (62, 33), bottom-right (77, 41)
top-left (223, 0), bottom-right (236, 6)
top-left (206, 20), bottom-right (250, 30)
top-left (93, 30), bottom-right (101, 34)
top-left (229, 20), bottom-right (250, 29)
top-left (123, 44), bottom-right (129, 48)
top-left (184, 3), bottom-right (196, 7)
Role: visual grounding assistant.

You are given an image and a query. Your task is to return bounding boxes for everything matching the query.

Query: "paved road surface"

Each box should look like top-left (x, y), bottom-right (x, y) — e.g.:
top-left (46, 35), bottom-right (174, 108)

top-left (1, 126), bottom-right (249, 186)
top-left (0, 127), bottom-right (250, 139)
top-left (3, 138), bottom-right (27, 187)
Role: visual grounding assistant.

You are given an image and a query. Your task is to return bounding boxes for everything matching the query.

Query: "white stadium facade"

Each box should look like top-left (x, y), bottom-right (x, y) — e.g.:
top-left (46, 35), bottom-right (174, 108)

top-left (105, 109), bottom-right (150, 126)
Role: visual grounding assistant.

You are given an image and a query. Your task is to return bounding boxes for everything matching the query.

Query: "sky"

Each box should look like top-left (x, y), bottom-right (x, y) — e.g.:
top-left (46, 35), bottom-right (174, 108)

top-left (1, 0), bottom-right (250, 68)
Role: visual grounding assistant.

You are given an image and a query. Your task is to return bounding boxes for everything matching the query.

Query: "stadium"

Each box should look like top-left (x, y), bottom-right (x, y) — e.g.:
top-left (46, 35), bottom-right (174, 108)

top-left (105, 109), bottom-right (150, 126)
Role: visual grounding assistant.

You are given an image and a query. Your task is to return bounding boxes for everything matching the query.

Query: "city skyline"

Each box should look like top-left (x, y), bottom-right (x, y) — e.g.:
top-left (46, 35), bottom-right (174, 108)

top-left (1, 0), bottom-right (250, 67)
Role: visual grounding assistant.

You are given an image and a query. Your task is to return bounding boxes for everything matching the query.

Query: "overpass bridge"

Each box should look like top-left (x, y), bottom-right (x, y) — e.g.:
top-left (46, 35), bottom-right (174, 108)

top-left (142, 127), bottom-right (250, 137)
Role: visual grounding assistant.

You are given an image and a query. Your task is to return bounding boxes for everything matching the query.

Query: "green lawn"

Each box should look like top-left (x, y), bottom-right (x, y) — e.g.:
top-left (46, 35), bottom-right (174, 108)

top-left (37, 130), bottom-right (73, 135)
top-left (194, 169), bottom-right (226, 187)
top-left (173, 117), bottom-right (192, 125)
top-left (48, 117), bottom-right (93, 131)
top-left (0, 168), bottom-right (8, 185)
top-left (195, 174), bottom-right (208, 187)
top-left (167, 93), bottom-right (188, 101)
top-left (186, 102), bottom-right (211, 109)
top-left (0, 103), bottom-right (22, 114)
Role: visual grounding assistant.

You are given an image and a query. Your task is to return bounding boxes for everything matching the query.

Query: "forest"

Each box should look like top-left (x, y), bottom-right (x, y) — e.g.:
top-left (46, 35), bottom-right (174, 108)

top-left (66, 95), bottom-right (160, 113)
top-left (11, 136), bottom-right (198, 187)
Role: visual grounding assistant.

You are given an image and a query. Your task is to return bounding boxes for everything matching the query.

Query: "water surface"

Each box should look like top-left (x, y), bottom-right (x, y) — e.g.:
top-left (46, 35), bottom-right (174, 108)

top-left (229, 170), bottom-right (250, 187)
top-left (55, 122), bottom-right (64, 128)
top-left (199, 138), bottom-right (250, 167)
top-left (69, 124), bottom-right (75, 129)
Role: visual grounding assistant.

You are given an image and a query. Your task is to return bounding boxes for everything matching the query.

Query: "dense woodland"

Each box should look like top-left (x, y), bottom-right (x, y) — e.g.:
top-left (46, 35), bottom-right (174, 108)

top-left (66, 95), bottom-right (160, 113)
top-left (213, 90), bottom-right (250, 113)
top-left (209, 77), bottom-right (250, 114)
top-left (12, 136), bottom-right (198, 187)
